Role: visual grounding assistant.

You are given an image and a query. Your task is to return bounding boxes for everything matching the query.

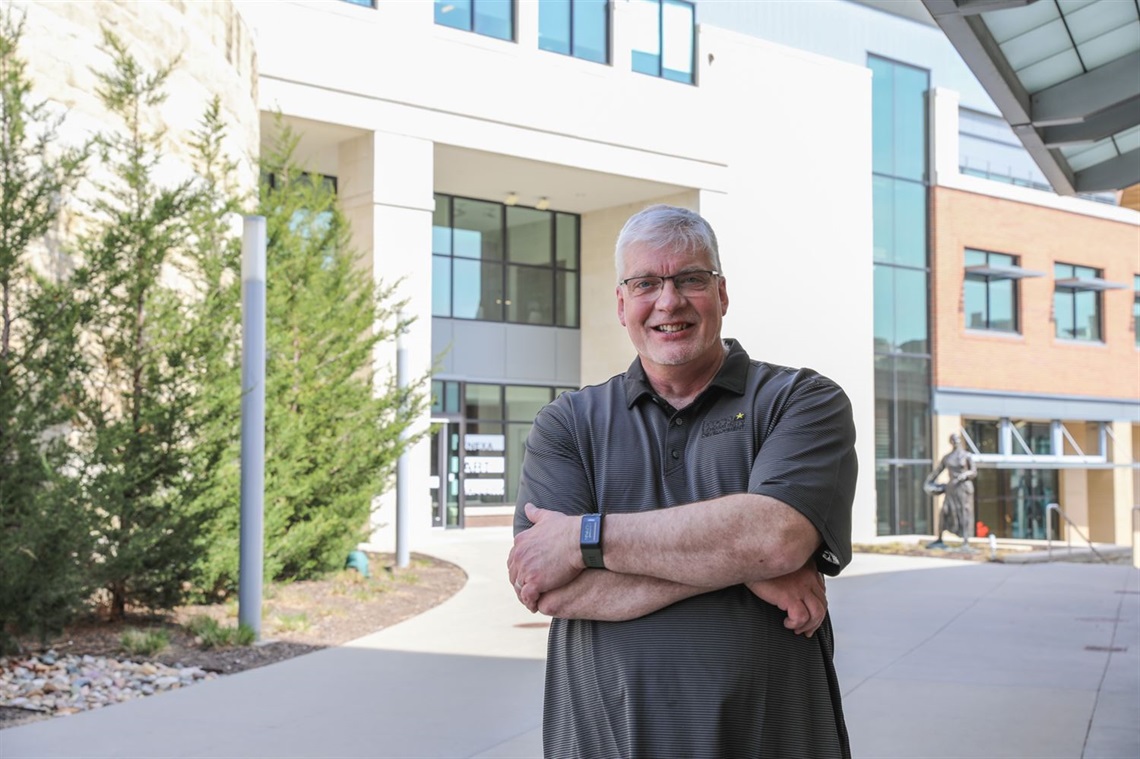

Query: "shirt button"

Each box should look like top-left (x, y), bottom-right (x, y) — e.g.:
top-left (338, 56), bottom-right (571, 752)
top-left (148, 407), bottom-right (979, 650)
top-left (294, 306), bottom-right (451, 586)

top-left (671, 449), bottom-right (680, 459)
top-left (675, 418), bottom-right (684, 426)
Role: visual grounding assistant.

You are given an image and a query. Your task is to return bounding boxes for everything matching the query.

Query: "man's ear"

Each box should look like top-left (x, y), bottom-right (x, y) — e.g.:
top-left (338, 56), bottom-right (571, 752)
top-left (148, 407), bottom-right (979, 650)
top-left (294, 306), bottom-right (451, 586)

top-left (617, 285), bottom-right (627, 326)
top-left (719, 277), bottom-right (729, 316)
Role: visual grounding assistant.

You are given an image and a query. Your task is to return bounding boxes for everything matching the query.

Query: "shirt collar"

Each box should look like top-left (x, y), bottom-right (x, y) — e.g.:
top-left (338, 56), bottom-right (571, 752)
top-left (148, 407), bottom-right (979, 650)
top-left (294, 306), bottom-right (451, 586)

top-left (623, 338), bottom-right (750, 408)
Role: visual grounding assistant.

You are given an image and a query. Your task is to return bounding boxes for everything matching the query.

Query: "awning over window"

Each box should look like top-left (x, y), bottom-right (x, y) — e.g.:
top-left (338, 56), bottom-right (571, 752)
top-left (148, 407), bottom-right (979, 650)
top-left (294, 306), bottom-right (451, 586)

top-left (1053, 276), bottom-right (1130, 291)
top-left (965, 263), bottom-right (1046, 279)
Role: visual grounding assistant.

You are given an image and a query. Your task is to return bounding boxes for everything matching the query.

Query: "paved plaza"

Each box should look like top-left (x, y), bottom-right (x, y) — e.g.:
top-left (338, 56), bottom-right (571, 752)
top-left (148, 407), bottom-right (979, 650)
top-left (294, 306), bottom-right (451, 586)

top-left (2, 528), bottom-right (1137, 759)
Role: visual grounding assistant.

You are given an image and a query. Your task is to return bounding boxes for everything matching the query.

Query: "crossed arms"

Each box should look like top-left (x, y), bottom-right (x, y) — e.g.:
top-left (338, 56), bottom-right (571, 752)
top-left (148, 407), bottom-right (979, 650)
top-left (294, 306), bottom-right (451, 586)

top-left (507, 493), bottom-right (829, 636)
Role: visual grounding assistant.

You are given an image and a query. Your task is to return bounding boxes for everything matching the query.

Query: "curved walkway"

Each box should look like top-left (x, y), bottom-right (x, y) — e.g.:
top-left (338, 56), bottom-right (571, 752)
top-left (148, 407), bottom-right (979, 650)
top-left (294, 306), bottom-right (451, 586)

top-left (2, 528), bottom-right (1136, 758)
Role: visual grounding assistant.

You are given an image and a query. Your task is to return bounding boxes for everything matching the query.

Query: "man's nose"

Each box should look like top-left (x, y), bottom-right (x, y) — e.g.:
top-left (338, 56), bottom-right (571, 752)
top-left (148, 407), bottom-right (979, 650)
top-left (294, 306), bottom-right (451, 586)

top-left (655, 277), bottom-right (686, 308)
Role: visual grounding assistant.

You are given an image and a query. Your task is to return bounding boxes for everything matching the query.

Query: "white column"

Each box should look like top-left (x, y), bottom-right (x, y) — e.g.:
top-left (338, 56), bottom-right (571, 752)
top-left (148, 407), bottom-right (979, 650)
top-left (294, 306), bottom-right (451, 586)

top-left (340, 131), bottom-right (435, 551)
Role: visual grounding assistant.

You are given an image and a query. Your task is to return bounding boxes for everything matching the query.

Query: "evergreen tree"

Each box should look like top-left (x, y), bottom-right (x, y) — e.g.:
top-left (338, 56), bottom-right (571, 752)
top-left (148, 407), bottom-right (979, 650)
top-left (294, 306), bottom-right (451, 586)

top-left (0, 6), bottom-right (90, 651)
top-left (182, 98), bottom-right (245, 600)
top-left (71, 31), bottom-right (213, 618)
top-left (194, 124), bottom-right (429, 591)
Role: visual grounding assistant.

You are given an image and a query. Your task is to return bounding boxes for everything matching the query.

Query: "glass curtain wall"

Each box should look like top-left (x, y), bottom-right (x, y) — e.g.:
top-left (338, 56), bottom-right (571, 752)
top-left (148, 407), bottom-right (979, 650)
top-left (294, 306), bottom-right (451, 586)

top-left (870, 55), bottom-right (932, 535)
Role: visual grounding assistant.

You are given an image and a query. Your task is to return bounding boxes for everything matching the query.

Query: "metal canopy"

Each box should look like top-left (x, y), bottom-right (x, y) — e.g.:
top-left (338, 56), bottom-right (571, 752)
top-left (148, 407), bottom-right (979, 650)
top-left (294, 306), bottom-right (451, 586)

top-left (965, 263), bottom-right (1047, 278)
top-left (1053, 275), bottom-right (1130, 290)
top-left (923, 0), bottom-right (1140, 195)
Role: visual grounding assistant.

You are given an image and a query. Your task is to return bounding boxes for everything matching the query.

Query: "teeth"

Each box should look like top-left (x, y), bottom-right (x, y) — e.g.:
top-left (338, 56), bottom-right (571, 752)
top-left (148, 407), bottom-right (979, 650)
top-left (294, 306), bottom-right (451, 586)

top-left (656, 324), bottom-right (687, 333)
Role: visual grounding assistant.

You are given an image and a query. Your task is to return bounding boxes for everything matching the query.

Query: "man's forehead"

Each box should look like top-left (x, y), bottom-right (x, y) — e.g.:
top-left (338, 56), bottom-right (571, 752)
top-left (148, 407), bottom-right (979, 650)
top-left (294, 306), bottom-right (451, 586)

top-left (622, 242), bottom-right (713, 273)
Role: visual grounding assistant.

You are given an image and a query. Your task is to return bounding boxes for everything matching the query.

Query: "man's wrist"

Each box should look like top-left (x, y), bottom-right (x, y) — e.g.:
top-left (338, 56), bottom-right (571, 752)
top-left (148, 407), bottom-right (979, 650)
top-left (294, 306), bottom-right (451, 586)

top-left (580, 513), bottom-right (605, 569)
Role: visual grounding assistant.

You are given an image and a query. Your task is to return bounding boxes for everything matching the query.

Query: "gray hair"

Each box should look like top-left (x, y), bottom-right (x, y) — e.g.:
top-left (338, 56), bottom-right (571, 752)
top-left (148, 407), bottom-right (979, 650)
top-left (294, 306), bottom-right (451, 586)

top-left (614, 204), bottom-right (722, 279)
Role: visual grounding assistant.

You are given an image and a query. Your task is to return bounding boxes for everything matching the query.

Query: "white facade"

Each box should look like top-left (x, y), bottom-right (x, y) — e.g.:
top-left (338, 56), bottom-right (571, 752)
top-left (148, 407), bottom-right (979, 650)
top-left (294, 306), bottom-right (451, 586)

top-left (234, 0), bottom-right (878, 548)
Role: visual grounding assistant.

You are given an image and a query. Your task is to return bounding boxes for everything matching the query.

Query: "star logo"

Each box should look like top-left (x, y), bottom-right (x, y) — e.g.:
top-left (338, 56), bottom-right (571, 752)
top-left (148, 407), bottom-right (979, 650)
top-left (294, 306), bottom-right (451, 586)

top-left (735, 412), bottom-right (745, 420)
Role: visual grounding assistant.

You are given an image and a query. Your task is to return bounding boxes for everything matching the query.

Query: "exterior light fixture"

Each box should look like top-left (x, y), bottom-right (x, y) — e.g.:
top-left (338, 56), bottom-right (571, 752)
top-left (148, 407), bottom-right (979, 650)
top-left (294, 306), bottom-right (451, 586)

top-left (505, 191), bottom-right (518, 206)
top-left (535, 197), bottom-right (551, 211)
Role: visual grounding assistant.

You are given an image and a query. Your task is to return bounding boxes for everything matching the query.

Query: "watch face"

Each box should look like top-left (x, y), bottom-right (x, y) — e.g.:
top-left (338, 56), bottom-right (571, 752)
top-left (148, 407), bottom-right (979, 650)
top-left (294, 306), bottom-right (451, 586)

top-left (581, 515), bottom-right (601, 545)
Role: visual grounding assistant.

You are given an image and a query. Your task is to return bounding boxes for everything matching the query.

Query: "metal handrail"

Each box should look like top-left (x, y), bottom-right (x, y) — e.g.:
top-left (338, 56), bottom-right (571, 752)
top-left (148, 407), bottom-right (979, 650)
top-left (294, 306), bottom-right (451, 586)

top-left (1045, 503), bottom-right (1111, 564)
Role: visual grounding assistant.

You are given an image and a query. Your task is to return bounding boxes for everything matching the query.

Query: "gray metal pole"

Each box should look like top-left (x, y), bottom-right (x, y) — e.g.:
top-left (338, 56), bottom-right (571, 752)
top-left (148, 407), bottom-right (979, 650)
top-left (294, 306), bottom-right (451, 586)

top-left (239, 215), bottom-right (267, 639)
top-left (395, 313), bottom-right (411, 568)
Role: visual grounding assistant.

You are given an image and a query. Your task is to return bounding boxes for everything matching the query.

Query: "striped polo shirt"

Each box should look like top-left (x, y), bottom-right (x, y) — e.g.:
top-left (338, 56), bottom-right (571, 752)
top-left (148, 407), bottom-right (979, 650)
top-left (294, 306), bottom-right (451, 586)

top-left (515, 339), bottom-right (857, 759)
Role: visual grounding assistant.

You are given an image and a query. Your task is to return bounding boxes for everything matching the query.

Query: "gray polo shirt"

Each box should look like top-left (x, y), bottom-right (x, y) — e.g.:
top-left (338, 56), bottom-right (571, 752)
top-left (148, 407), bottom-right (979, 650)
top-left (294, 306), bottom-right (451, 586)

top-left (515, 339), bottom-right (857, 759)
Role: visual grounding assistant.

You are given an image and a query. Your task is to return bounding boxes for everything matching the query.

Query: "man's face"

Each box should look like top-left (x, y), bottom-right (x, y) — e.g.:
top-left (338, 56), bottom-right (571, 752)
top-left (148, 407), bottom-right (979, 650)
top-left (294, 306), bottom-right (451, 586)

top-left (616, 242), bottom-right (729, 373)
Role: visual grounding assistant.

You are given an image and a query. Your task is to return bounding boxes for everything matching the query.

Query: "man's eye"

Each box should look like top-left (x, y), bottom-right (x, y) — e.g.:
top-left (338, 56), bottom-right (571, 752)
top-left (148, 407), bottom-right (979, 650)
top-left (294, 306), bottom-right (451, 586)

top-left (633, 279), bottom-right (656, 290)
top-left (677, 275), bottom-right (703, 287)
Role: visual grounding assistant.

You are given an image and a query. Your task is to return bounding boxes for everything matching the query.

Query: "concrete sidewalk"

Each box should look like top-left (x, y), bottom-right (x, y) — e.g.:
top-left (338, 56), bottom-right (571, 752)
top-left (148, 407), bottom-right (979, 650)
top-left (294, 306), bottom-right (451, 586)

top-left (2, 528), bottom-right (1137, 759)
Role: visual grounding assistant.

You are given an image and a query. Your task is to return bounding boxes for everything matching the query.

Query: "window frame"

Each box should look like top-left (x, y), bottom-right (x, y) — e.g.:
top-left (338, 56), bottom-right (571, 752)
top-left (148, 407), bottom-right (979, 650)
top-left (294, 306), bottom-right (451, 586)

top-left (629, 0), bottom-right (695, 85)
top-left (434, 0), bottom-right (516, 42)
top-left (1053, 262), bottom-right (1104, 343)
top-left (538, 0), bottom-right (611, 64)
top-left (963, 248), bottom-right (1020, 334)
top-left (432, 193), bottom-right (580, 328)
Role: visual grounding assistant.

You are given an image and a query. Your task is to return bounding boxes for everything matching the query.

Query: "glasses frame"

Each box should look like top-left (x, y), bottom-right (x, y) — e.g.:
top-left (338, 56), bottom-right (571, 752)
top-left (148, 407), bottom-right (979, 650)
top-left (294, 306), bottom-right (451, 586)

top-left (619, 269), bottom-right (721, 297)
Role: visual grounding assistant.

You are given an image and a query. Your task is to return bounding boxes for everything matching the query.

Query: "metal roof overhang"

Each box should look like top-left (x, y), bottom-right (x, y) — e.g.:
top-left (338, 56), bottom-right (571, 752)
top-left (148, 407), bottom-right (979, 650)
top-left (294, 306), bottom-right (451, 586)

top-left (965, 263), bottom-right (1047, 278)
top-left (922, 0), bottom-right (1140, 195)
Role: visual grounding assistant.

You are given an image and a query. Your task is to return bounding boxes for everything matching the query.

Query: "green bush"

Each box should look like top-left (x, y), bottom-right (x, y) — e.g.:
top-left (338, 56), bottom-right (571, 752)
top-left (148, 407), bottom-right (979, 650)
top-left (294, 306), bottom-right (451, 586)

top-left (119, 628), bottom-right (170, 658)
top-left (186, 615), bottom-right (254, 649)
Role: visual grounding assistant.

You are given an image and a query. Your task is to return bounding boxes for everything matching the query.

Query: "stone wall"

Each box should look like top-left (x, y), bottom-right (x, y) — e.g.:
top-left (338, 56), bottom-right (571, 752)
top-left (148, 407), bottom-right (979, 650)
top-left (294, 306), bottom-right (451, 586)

top-left (13, 0), bottom-right (259, 224)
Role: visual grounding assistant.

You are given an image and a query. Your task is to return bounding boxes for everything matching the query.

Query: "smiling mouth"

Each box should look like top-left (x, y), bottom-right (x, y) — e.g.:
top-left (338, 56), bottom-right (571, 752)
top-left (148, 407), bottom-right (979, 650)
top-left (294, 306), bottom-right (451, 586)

top-left (654, 324), bottom-right (690, 333)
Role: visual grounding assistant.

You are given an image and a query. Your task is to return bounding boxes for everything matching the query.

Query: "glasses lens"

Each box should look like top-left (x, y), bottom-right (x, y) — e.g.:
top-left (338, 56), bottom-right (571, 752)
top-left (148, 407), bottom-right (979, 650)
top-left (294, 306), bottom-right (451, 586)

top-left (675, 272), bottom-right (713, 292)
top-left (627, 277), bottom-right (662, 296)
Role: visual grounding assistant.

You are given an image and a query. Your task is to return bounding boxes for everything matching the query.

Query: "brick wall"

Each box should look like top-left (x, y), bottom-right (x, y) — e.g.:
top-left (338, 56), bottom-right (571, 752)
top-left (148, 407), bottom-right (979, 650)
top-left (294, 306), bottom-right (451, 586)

top-left (931, 187), bottom-right (1140, 401)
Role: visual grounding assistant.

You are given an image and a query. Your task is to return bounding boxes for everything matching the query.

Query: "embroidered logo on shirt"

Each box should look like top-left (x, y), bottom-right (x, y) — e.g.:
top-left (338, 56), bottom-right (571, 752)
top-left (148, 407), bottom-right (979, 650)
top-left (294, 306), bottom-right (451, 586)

top-left (821, 550), bottom-right (840, 566)
top-left (701, 412), bottom-right (747, 438)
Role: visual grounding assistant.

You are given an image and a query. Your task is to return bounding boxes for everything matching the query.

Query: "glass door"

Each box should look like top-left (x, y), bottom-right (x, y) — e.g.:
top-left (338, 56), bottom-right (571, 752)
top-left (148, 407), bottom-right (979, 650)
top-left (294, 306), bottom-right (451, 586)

top-left (429, 419), bottom-right (463, 528)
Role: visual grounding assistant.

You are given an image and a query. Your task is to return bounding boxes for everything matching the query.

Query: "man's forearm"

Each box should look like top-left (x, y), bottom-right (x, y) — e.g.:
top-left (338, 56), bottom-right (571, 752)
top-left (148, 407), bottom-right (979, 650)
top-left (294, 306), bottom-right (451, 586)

top-left (537, 570), bottom-right (712, 621)
top-left (602, 493), bottom-right (820, 588)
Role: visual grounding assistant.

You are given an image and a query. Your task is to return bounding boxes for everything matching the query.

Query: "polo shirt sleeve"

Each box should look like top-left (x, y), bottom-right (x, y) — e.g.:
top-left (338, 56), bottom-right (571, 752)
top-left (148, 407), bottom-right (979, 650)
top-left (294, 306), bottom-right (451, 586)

top-left (748, 373), bottom-right (857, 576)
top-left (514, 399), bottom-right (597, 536)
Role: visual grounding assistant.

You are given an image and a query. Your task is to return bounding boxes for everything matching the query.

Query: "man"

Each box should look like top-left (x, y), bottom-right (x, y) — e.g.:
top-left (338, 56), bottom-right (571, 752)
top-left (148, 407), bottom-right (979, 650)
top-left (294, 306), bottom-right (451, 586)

top-left (508, 205), bottom-right (857, 759)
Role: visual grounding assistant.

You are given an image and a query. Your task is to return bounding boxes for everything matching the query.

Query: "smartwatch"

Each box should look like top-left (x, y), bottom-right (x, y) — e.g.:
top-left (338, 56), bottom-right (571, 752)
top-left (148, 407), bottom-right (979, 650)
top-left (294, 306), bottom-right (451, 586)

top-left (580, 513), bottom-right (605, 569)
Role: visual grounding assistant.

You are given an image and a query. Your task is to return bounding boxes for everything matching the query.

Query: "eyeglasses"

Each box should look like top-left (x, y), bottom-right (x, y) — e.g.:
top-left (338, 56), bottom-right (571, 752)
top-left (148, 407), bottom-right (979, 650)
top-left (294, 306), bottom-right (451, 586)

top-left (619, 270), bottom-right (720, 299)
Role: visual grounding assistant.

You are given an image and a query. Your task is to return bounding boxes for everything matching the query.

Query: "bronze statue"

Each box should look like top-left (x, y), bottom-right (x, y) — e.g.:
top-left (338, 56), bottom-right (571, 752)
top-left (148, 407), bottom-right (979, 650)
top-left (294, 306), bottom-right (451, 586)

top-left (925, 433), bottom-right (977, 550)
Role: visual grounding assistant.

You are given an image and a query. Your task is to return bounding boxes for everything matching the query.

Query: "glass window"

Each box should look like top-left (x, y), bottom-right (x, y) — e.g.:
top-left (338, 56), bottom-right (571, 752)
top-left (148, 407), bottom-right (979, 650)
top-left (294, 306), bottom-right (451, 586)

top-left (508, 265), bottom-right (554, 324)
top-left (963, 419), bottom-right (999, 454)
top-left (453, 259), bottom-right (504, 320)
top-left (465, 384), bottom-right (503, 420)
top-left (435, 0), bottom-right (514, 41)
top-left (432, 256), bottom-right (452, 317)
top-left (1013, 420), bottom-right (1052, 455)
top-left (435, 0), bottom-right (472, 30)
top-left (876, 463), bottom-right (931, 535)
top-left (555, 213), bottom-right (579, 269)
top-left (431, 380), bottom-right (461, 414)
top-left (630, 0), bottom-right (694, 84)
top-left (872, 176), bottom-right (925, 267)
top-left (433, 194), bottom-right (580, 327)
top-left (869, 56), bottom-right (928, 182)
top-left (964, 249), bottom-right (1019, 332)
top-left (556, 270), bottom-right (579, 328)
top-left (506, 385), bottom-right (552, 421)
top-left (1054, 262), bottom-right (1102, 341)
top-left (873, 266), bottom-right (928, 354)
top-left (453, 198), bottom-right (503, 260)
top-left (507, 207), bottom-right (552, 265)
top-left (539, 0), bottom-right (608, 63)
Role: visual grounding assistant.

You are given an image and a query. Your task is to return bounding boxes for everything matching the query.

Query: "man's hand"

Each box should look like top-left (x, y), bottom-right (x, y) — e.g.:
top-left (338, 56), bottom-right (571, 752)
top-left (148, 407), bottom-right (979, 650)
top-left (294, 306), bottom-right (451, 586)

top-left (508, 503), bottom-right (584, 612)
top-left (746, 560), bottom-right (827, 637)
